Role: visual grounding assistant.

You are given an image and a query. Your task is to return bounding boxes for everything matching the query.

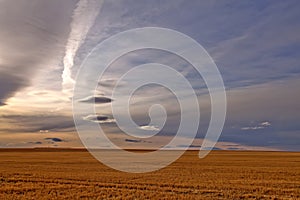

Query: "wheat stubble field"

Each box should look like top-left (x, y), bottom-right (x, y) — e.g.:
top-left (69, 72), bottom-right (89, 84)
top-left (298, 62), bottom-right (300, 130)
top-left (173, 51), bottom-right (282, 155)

top-left (0, 149), bottom-right (299, 200)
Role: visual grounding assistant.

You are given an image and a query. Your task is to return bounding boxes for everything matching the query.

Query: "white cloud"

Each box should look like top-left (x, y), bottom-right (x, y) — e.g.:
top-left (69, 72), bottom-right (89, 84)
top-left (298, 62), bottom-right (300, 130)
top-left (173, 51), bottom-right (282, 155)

top-left (62, 0), bottom-right (104, 97)
top-left (139, 125), bottom-right (160, 131)
top-left (261, 121), bottom-right (271, 127)
top-left (241, 121), bottom-right (271, 131)
top-left (241, 126), bottom-right (264, 130)
top-left (39, 130), bottom-right (49, 133)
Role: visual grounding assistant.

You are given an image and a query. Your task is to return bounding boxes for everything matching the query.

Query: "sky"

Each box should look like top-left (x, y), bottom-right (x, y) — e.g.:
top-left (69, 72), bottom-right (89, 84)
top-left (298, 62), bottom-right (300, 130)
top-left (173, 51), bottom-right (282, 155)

top-left (0, 0), bottom-right (299, 151)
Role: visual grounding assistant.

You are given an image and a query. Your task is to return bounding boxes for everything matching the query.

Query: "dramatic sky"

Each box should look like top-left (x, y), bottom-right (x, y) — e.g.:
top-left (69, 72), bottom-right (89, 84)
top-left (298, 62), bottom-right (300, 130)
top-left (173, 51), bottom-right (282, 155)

top-left (0, 0), bottom-right (299, 151)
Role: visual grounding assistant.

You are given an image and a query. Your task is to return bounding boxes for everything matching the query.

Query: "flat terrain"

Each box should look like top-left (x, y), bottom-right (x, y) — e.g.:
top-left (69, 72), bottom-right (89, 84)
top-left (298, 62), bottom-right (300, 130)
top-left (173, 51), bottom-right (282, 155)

top-left (0, 149), bottom-right (299, 199)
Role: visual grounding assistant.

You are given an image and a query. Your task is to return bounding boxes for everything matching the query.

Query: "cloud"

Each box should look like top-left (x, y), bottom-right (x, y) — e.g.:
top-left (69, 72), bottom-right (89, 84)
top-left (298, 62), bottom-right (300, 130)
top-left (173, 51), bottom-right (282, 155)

top-left (27, 141), bottom-right (42, 145)
top-left (0, 71), bottom-right (29, 106)
top-left (62, 0), bottom-right (104, 96)
top-left (241, 121), bottom-right (271, 131)
top-left (45, 137), bottom-right (64, 143)
top-left (0, 131), bottom-right (81, 148)
top-left (139, 125), bottom-right (160, 131)
top-left (176, 144), bottom-right (201, 148)
top-left (97, 79), bottom-right (127, 95)
top-left (83, 114), bottom-right (116, 124)
top-left (125, 139), bottom-right (141, 143)
top-left (88, 0), bottom-right (300, 91)
top-left (0, 1), bottom-right (299, 152)
top-left (78, 96), bottom-right (113, 104)
top-left (207, 1), bottom-right (300, 88)
top-left (0, 0), bottom-right (76, 105)
top-left (98, 79), bottom-right (126, 88)
top-left (261, 121), bottom-right (271, 127)
top-left (241, 126), bottom-right (264, 131)
top-left (39, 130), bottom-right (49, 133)
top-left (0, 114), bottom-right (75, 133)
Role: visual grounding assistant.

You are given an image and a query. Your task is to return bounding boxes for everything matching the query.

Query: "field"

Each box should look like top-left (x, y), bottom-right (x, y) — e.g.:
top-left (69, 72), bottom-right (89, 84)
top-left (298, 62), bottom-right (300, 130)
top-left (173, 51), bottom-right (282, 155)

top-left (0, 149), bottom-right (299, 199)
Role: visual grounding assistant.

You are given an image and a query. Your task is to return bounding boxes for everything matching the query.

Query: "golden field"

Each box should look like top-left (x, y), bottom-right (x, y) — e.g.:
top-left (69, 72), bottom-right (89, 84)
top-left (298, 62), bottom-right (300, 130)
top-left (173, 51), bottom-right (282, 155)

top-left (0, 149), bottom-right (299, 199)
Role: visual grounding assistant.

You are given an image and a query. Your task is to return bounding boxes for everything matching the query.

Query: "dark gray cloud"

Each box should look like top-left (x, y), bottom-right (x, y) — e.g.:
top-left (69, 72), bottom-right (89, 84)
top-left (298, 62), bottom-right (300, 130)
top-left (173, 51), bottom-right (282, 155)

top-left (27, 141), bottom-right (42, 145)
top-left (45, 138), bottom-right (64, 143)
top-left (0, 71), bottom-right (30, 106)
top-left (79, 96), bottom-right (113, 104)
top-left (83, 114), bottom-right (116, 124)
top-left (125, 139), bottom-right (141, 143)
top-left (176, 145), bottom-right (201, 148)
top-left (95, 115), bottom-right (109, 121)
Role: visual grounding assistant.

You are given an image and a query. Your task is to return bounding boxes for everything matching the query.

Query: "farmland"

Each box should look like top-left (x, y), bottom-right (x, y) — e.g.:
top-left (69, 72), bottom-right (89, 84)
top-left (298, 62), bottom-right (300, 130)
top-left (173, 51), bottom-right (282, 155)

top-left (0, 149), bottom-right (299, 199)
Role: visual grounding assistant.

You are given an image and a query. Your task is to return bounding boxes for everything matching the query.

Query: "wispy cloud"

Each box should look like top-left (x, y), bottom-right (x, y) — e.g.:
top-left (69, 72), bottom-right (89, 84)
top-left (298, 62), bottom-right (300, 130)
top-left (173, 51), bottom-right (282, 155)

top-left (62, 0), bottom-right (104, 97)
top-left (241, 121), bottom-right (271, 130)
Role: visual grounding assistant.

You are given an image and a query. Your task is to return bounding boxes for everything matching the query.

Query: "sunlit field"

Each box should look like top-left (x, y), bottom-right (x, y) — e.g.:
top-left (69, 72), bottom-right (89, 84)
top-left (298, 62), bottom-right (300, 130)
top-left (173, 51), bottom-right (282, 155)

top-left (0, 149), bottom-right (299, 199)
